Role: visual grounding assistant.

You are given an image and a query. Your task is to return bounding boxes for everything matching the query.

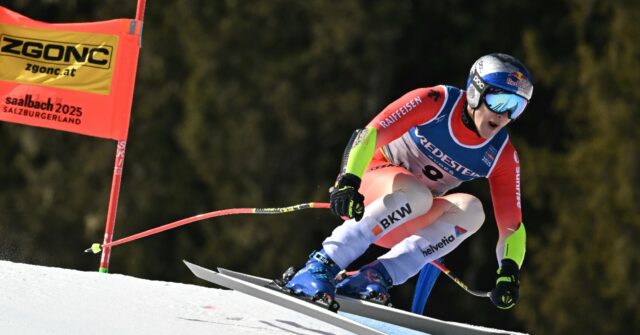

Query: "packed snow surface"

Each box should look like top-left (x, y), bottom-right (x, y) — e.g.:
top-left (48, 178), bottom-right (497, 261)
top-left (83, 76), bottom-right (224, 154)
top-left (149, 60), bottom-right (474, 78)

top-left (0, 260), bottom-right (356, 335)
top-left (0, 260), bottom-right (527, 335)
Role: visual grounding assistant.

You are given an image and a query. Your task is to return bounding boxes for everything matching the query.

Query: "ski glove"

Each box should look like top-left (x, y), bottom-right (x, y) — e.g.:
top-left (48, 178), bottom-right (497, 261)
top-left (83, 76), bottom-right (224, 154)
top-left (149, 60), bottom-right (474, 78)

top-left (490, 259), bottom-right (520, 309)
top-left (329, 173), bottom-right (365, 221)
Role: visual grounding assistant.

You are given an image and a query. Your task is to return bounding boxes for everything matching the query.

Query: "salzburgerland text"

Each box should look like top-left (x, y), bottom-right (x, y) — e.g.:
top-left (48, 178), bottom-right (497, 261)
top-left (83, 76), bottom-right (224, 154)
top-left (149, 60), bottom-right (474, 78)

top-left (4, 94), bottom-right (83, 125)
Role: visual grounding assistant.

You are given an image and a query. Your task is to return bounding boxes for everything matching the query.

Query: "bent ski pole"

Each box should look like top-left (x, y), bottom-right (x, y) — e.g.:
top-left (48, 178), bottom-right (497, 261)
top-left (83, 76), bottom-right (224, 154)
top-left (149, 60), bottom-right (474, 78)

top-left (85, 202), bottom-right (330, 254)
top-left (431, 260), bottom-right (490, 298)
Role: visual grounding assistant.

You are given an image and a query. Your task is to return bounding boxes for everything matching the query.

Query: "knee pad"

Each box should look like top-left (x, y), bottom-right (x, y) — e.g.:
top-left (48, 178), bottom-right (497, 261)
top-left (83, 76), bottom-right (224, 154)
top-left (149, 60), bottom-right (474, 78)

top-left (391, 173), bottom-right (433, 215)
top-left (445, 193), bottom-right (484, 234)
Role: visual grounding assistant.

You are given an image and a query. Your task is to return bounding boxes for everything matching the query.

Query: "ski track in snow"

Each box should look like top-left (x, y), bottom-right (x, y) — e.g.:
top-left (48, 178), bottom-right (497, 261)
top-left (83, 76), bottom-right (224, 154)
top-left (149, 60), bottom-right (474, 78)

top-left (0, 260), bottom-right (355, 335)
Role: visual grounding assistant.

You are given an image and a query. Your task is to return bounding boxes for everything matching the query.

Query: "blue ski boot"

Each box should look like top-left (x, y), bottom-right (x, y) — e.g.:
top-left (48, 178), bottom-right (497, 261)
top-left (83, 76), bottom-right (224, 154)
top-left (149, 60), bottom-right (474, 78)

top-left (336, 260), bottom-right (393, 305)
top-left (281, 250), bottom-right (341, 311)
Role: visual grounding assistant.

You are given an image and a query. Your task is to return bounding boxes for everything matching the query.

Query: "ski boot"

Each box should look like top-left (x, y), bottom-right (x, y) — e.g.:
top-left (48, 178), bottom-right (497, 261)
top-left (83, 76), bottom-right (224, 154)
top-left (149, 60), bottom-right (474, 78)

top-left (277, 250), bottom-right (341, 311)
top-left (336, 260), bottom-right (393, 305)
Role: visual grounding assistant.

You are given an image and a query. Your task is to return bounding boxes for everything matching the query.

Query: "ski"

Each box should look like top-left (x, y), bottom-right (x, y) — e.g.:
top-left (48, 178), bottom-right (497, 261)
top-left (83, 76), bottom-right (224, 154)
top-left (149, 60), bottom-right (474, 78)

top-left (183, 260), bottom-right (385, 335)
top-left (216, 267), bottom-right (525, 335)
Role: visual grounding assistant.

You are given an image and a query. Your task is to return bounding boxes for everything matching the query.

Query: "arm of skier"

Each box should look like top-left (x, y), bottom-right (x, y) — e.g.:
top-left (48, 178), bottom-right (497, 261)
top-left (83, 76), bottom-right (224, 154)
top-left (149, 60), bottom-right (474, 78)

top-left (487, 142), bottom-right (525, 309)
top-left (330, 86), bottom-right (445, 220)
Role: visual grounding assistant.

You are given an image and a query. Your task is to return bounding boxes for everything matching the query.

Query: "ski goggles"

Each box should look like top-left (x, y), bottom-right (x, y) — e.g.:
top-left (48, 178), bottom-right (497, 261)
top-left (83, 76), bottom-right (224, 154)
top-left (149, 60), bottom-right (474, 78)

top-left (483, 92), bottom-right (529, 120)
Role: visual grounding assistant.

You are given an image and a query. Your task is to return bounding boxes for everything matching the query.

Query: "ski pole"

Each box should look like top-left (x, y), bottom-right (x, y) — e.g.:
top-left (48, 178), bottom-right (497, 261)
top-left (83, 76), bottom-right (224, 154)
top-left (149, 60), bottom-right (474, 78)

top-left (430, 260), bottom-right (490, 298)
top-left (85, 202), bottom-right (330, 254)
top-left (85, 201), bottom-right (491, 298)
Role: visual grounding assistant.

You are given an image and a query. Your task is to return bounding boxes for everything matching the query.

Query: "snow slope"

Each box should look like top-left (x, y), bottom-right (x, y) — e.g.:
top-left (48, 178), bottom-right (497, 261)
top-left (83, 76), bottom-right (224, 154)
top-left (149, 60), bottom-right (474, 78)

top-left (0, 260), bottom-right (356, 335)
top-left (0, 261), bottom-right (526, 335)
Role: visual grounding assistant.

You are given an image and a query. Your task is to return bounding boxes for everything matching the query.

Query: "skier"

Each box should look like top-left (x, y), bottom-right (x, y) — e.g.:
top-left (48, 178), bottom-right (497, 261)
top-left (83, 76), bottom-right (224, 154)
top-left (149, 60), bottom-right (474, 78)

top-left (284, 53), bottom-right (532, 310)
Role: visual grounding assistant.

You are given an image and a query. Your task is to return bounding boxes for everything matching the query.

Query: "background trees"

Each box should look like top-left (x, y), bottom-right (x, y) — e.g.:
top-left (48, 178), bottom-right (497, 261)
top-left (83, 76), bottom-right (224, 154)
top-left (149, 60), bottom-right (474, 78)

top-left (1, 1), bottom-right (638, 334)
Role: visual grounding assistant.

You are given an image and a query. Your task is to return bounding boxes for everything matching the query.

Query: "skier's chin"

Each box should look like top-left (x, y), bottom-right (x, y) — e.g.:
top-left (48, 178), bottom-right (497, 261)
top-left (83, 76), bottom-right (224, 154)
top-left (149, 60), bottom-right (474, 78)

top-left (478, 126), bottom-right (495, 139)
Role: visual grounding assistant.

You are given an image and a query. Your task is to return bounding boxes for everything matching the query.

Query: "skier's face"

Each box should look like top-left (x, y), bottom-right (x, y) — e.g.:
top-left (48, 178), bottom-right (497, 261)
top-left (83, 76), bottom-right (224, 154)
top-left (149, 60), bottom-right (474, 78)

top-left (472, 102), bottom-right (511, 139)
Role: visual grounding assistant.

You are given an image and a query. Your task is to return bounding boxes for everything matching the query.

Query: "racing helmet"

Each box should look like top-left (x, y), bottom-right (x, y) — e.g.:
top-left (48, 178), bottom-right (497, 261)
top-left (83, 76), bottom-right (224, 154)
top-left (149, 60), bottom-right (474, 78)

top-left (466, 53), bottom-right (533, 120)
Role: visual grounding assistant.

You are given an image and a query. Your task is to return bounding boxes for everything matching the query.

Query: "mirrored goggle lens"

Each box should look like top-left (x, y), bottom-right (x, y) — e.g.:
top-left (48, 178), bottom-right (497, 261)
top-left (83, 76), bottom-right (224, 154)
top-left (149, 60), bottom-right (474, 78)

top-left (484, 93), bottom-right (528, 119)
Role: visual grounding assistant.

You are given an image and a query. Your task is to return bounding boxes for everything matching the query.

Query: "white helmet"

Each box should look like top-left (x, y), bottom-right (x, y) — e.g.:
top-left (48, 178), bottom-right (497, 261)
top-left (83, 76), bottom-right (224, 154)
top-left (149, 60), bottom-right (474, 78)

top-left (466, 53), bottom-right (533, 119)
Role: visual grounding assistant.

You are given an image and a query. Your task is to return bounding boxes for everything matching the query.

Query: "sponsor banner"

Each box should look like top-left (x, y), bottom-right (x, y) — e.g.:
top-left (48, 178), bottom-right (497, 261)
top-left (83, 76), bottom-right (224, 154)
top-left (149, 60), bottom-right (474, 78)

top-left (0, 6), bottom-right (141, 140)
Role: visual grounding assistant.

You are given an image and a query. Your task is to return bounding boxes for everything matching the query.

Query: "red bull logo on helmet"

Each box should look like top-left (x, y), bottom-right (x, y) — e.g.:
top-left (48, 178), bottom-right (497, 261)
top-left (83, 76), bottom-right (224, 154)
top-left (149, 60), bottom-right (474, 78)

top-left (507, 71), bottom-right (529, 90)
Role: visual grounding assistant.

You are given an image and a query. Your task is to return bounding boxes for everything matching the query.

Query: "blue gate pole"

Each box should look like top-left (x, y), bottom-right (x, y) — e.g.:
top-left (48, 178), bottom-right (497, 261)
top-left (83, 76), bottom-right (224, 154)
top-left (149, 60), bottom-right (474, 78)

top-left (411, 258), bottom-right (443, 315)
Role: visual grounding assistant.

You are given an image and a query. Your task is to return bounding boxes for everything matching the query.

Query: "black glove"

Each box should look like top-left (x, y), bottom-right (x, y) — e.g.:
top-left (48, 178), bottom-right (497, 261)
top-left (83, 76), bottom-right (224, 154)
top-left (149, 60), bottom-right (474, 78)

top-left (329, 173), bottom-right (365, 221)
top-left (490, 259), bottom-right (520, 309)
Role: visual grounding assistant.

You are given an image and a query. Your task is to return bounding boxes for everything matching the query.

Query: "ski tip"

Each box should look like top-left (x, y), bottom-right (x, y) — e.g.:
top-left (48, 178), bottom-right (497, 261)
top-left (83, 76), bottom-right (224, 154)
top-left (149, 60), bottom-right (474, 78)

top-left (183, 260), bottom-right (204, 271)
top-left (84, 243), bottom-right (102, 254)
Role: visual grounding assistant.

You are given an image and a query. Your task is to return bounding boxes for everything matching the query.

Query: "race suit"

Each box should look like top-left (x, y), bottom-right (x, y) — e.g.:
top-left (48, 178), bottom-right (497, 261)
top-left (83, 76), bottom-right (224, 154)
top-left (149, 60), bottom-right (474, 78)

top-left (325, 85), bottom-right (525, 278)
